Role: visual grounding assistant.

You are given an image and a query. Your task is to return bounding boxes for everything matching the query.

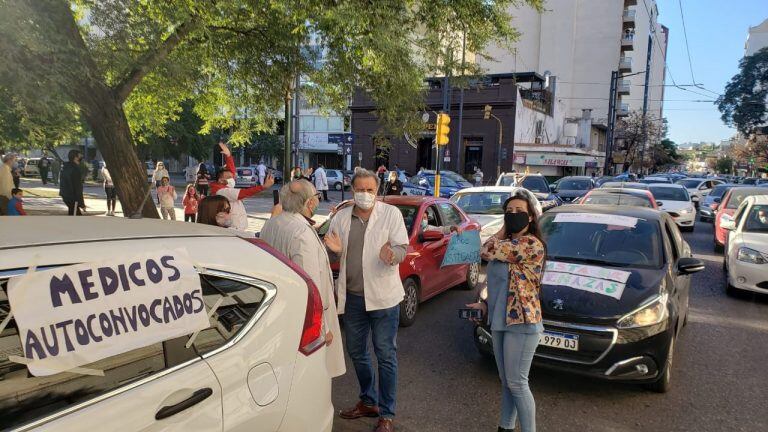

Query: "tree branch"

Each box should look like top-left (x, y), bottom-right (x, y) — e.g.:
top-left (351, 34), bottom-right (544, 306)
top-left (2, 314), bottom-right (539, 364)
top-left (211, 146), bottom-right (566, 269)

top-left (112, 20), bottom-right (197, 104)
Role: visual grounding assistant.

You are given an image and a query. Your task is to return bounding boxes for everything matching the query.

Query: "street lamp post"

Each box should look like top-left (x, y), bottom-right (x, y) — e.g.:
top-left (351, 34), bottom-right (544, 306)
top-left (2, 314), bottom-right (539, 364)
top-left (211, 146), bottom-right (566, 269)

top-left (483, 105), bottom-right (504, 178)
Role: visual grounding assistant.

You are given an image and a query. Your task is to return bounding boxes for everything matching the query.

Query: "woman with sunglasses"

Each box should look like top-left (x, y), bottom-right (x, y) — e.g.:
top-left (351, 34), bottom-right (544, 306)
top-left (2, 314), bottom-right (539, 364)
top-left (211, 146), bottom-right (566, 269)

top-left (467, 190), bottom-right (546, 432)
top-left (197, 195), bottom-right (232, 228)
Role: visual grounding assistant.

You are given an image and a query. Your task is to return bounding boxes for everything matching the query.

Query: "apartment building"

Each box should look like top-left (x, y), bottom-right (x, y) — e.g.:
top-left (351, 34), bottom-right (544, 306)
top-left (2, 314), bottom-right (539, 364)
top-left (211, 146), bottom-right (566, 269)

top-left (745, 18), bottom-right (768, 56)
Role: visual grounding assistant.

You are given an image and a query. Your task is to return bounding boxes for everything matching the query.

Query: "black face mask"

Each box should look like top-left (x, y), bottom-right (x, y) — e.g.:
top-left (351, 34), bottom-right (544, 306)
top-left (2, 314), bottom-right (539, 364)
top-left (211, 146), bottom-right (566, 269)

top-left (504, 211), bottom-right (530, 235)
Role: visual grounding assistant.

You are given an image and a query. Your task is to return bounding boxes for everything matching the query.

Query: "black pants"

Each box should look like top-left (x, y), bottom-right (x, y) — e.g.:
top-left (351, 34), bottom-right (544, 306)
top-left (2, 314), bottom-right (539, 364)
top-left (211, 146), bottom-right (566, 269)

top-left (196, 184), bottom-right (209, 197)
top-left (322, 190), bottom-right (328, 201)
top-left (13, 176), bottom-right (19, 189)
top-left (64, 200), bottom-right (82, 216)
top-left (185, 213), bottom-right (196, 223)
top-left (40, 168), bottom-right (49, 184)
top-left (105, 186), bottom-right (117, 212)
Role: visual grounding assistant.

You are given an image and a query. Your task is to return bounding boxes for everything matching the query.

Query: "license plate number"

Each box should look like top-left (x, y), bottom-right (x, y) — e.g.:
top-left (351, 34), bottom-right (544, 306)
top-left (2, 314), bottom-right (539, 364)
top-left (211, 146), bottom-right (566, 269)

top-left (539, 331), bottom-right (579, 351)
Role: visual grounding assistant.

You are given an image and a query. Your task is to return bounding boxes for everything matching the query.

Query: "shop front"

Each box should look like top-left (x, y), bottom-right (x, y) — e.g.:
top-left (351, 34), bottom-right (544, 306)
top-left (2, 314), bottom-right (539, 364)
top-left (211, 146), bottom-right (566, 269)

top-left (513, 152), bottom-right (603, 178)
top-left (296, 132), bottom-right (346, 170)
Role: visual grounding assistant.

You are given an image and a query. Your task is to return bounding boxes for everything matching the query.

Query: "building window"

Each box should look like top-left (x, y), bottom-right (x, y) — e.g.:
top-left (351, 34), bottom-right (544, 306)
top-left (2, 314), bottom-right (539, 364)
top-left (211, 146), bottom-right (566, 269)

top-left (463, 137), bottom-right (484, 175)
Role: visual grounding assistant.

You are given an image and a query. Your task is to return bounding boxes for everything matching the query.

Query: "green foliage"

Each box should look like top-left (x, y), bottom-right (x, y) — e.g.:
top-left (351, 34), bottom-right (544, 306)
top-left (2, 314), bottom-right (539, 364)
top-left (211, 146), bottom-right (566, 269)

top-left (141, 100), bottom-right (214, 162)
top-left (715, 156), bottom-right (734, 174)
top-left (246, 133), bottom-right (283, 166)
top-left (717, 47), bottom-right (768, 135)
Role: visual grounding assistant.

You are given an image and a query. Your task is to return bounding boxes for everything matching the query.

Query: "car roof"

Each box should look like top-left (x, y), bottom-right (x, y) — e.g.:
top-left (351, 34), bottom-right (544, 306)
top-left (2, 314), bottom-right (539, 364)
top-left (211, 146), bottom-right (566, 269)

top-left (560, 176), bottom-right (593, 180)
top-left (602, 182), bottom-right (648, 189)
top-left (452, 186), bottom-right (527, 193)
top-left (0, 217), bottom-right (237, 251)
top-left (725, 187), bottom-right (768, 197)
top-left (380, 195), bottom-right (447, 206)
top-left (646, 183), bottom-right (686, 189)
top-left (547, 204), bottom-right (664, 221)
top-left (590, 188), bottom-right (651, 197)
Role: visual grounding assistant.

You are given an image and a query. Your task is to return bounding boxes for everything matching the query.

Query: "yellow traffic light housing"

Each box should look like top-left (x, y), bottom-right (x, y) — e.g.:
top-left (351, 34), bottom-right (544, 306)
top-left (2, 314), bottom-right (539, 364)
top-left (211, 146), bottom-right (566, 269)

top-left (435, 113), bottom-right (451, 146)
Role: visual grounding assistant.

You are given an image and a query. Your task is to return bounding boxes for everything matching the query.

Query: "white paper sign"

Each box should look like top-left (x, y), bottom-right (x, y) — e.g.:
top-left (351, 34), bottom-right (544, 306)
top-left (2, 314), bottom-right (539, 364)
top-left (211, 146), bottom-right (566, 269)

top-left (7, 249), bottom-right (209, 376)
top-left (553, 213), bottom-right (639, 228)
top-left (542, 261), bottom-right (632, 300)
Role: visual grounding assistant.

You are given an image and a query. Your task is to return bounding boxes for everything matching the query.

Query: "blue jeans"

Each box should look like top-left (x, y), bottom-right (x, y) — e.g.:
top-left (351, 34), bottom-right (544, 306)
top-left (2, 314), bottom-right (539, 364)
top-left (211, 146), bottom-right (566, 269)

top-left (343, 293), bottom-right (399, 418)
top-left (492, 330), bottom-right (541, 432)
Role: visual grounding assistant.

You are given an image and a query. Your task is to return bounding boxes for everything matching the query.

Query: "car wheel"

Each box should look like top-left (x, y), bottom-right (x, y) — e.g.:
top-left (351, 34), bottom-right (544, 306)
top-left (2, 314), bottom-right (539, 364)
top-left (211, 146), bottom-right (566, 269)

top-left (647, 333), bottom-right (675, 393)
top-left (399, 278), bottom-right (419, 327)
top-left (334, 182), bottom-right (342, 191)
top-left (461, 262), bottom-right (480, 291)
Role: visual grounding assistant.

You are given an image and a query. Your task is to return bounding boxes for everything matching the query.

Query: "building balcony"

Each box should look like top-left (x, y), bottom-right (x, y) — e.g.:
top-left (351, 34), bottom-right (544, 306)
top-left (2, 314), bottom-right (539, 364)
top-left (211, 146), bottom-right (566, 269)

top-left (624, 0), bottom-right (637, 6)
top-left (617, 79), bottom-right (631, 95)
top-left (616, 103), bottom-right (630, 117)
top-left (619, 56), bottom-right (632, 72)
top-left (623, 9), bottom-right (636, 24)
top-left (621, 33), bottom-right (634, 51)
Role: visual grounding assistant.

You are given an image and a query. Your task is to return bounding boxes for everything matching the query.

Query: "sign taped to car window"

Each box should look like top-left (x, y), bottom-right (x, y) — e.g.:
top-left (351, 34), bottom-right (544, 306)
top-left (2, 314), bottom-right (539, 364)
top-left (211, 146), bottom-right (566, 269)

top-left (441, 230), bottom-right (482, 267)
top-left (542, 261), bottom-right (631, 300)
top-left (553, 213), bottom-right (638, 228)
top-left (7, 249), bottom-right (209, 376)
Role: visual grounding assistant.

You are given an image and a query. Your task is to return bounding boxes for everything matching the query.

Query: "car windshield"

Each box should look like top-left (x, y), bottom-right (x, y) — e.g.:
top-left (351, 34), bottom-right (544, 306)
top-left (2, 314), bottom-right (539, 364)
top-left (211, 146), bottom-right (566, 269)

top-left (497, 175), bottom-right (515, 186)
top-left (582, 193), bottom-right (652, 208)
top-left (649, 187), bottom-right (689, 201)
top-left (727, 189), bottom-right (765, 209)
top-left (640, 178), bottom-right (670, 184)
top-left (451, 192), bottom-right (509, 214)
top-left (709, 185), bottom-right (731, 198)
top-left (420, 175), bottom-right (459, 188)
top-left (744, 205), bottom-right (768, 233)
top-left (541, 213), bottom-right (663, 268)
top-left (558, 179), bottom-right (591, 190)
top-left (521, 176), bottom-right (549, 193)
top-left (676, 179), bottom-right (702, 188)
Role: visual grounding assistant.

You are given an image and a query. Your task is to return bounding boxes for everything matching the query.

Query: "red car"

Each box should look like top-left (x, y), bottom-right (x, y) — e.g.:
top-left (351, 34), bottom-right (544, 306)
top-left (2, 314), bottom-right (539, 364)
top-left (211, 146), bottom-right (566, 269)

top-left (714, 187), bottom-right (767, 252)
top-left (320, 196), bottom-right (481, 326)
top-left (579, 188), bottom-right (659, 209)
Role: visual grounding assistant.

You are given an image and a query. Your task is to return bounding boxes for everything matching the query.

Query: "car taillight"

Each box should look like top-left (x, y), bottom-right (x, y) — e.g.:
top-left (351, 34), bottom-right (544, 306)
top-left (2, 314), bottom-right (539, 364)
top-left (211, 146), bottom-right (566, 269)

top-left (244, 238), bottom-right (325, 356)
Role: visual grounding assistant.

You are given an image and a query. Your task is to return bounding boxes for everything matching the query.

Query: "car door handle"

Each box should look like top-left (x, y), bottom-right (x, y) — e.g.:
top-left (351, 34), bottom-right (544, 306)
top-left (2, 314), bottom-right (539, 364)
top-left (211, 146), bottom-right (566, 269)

top-left (155, 388), bottom-right (213, 420)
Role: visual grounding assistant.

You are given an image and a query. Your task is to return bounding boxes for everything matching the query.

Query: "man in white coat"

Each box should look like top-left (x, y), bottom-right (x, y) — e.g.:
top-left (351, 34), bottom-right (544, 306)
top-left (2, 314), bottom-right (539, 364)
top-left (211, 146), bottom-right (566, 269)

top-left (260, 179), bottom-right (345, 378)
top-left (314, 164), bottom-right (329, 202)
top-left (324, 168), bottom-right (409, 432)
top-left (256, 160), bottom-right (267, 186)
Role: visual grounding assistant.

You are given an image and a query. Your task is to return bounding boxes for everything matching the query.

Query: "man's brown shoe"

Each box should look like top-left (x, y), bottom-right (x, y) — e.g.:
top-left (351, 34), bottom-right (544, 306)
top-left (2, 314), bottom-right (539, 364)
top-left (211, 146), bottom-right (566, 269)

top-left (374, 418), bottom-right (394, 432)
top-left (339, 401), bottom-right (380, 419)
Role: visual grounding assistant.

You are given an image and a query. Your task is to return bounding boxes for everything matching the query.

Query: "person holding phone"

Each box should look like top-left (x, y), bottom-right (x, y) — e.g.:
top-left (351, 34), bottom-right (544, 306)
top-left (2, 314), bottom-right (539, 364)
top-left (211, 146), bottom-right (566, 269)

top-left (466, 190), bottom-right (546, 432)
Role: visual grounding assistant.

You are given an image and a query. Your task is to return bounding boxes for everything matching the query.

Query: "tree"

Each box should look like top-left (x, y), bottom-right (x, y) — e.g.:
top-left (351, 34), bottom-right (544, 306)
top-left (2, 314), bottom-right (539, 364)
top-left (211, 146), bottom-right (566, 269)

top-left (649, 138), bottom-right (681, 171)
top-left (715, 156), bottom-right (734, 174)
top-left (717, 47), bottom-right (768, 135)
top-left (0, 0), bottom-right (542, 218)
top-left (615, 111), bottom-right (663, 172)
top-left (140, 100), bottom-right (214, 163)
top-left (245, 133), bottom-right (283, 168)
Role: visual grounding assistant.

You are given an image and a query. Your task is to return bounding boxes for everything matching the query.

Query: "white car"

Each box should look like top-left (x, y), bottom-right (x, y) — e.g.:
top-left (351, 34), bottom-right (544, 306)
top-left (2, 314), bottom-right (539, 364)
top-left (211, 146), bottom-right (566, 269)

top-left (675, 178), bottom-right (724, 207)
top-left (0, 217), bottom-right (333, 432)
top-left (449, 186), bottom-right (542, 244)
top-left (723, 195), bottom-right (768, 295)
top-left (648, 184), bottom-right (696, 232)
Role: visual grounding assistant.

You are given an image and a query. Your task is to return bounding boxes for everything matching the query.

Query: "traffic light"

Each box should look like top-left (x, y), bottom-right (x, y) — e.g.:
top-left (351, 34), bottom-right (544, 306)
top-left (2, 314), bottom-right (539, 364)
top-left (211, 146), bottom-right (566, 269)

top-left (435, 113), bottom-right (451, 146)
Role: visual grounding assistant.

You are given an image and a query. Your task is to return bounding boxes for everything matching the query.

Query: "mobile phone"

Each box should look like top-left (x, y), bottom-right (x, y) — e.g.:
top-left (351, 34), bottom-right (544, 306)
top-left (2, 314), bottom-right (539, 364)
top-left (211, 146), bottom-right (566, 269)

top-left (273, 189), bottom-right (280, 205)
top-left (458, 308), bottom-right (483, 320)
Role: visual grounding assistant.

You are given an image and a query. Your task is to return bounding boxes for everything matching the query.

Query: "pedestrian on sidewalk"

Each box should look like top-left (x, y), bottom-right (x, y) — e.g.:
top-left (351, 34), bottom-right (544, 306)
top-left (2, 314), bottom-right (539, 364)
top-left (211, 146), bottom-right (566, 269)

top-left (182, 184), bottom-right (200, 223)
top-left (324, 168), bottom-right (409, 432)
top-left (383, 171), bottom-right (403, 196)
top-left (467, 190), bottom-right (546, 432)
top-left (197, 195), bottom-right (231, 228)
top-left (195, 163), bottom-right (211, 197)
top-left (474, 166), bottom-right (484, 187)
top-left (39, 154), bottom-right (50, 185)
top-left (152, 161), bottom-right (169, 189)
top-left (0, 153), bottom-right (17, 215)
top-left (12, 160), bottom-right (21, 189)
top-left (6, 188), bottom-right (26, 215)
top-left (59, 150), bottom-right (86, 216)
top-left (314, 164), bottom-right (329, 202)
top-left (51, 157), bottom-right (61, 185)
top-left (256, 160), bottom-right (267, 186)
top-left (261, 179), bottom-right (346, 378)
top-left (376, 164), bottom-right (387, 195)
top-left (210, 142), bottom-right (274, 231)
top-left (157, 176), bottom-right (177, 220)
top-left (102, 163), bottom-right (117, 216)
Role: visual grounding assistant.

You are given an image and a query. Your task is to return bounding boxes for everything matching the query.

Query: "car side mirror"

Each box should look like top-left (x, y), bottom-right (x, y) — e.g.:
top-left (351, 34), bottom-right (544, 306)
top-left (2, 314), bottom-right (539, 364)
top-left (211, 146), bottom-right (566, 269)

top-left (656, 201), bottom-right (664, 207)
top-left (677, 257), bottom-right (705, 275)
top-left (721, 216), bottom-right (736, 231)
top-left (421, 230), bottom-right (444, 242)
top-left (549, 184), bottom-right (557, 192)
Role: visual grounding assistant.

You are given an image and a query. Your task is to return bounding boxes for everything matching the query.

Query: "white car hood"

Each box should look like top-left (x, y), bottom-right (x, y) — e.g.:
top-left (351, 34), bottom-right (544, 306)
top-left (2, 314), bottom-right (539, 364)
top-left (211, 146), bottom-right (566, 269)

top-left (738, 232), bottom-right (768, 254)
top-left (469, 214), bottom-right (503, 227)
top-left (658, 200), bottom-right (694, 212)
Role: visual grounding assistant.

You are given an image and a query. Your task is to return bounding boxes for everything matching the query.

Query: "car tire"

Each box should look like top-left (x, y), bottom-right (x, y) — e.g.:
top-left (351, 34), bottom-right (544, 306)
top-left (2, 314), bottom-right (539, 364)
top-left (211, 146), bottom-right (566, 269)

top-left (461, 262), bottom-right (480, 291)
top-left (334, 182), bottom-right (342, 191)
top-left (647, 333), bottom-right (675, 393)
top-left (682, 226), bottom-right (694, 233)
top-left (399, 278), bottom-right (419, 327)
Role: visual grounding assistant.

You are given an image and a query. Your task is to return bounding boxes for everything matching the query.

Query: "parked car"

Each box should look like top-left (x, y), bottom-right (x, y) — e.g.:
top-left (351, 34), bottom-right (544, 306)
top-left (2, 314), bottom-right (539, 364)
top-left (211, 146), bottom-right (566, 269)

top-left (407, 174), bottom-right (465, 198)
top-left (551, 176), bottom-right (595, 203)
top-left (325, 169), bottom-right (350, 190)
top-left (741, 177), bottom-right (758, 185)
top-left (722, 195), bottom-right (768, 295)
top-left (699, 184), bottom-right (741, 222)
top-left (0, 217), bottom-right (333, 432)
top-left (675, 178), bottom-right (724, 208)
top-left (594, 176), bottom-right (616, 187)
top-left (473, 205), bottom-right (704, 392)
top-left (449, 187), bottom-right (543, 244)
top-left (22, 158), bottom-right (41, 176)
top-left (319, 196), bottom-right (480, 327)
top-left (715, 187), bottom-right (768, 252)
top-left (639, 177), bottom-right (673, 184)
top-left (417, 169), bottom-right (473, 189)
top-left (600, 181), bottom-right (649, 190)
top-left (648, 184), bottom-right (696, 232)
top-left (579, 188), bottom-right (658, 209)
top-left (235, 166), bottom-right (258, 187)
top-left (495, 173), bottom-right (561, 211)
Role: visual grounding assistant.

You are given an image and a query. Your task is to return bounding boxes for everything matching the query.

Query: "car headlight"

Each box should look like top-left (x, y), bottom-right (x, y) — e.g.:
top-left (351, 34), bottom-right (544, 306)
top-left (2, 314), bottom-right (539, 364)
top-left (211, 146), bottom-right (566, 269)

top-left (679, 207), bottom-right (693, 214)
top-left (737, 247), bottom-right (768, 264)
top-left (617, 294), bottom-right (668, 328)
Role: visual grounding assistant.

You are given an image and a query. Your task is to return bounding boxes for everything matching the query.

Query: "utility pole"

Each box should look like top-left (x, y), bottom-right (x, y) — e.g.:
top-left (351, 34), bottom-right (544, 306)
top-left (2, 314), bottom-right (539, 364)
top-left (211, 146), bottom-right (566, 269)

top-left (604, 71), bottom-right (619, 175)
top-left (456, 29), bottom-right (466, 175)
top-left (638, 32), bottom-right (653, 175)
top-left (283, 87), bottom-right (292, 182)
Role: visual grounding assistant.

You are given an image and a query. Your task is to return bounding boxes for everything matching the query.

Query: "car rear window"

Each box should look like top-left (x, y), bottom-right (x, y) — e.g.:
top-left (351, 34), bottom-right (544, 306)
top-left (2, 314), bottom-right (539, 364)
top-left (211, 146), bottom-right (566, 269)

top-left (676, 179), bottom-right (701, 188)
top-left (521, 176), bottom-right (549, 193)
top-left (582, 193), bottom-right (652, 208)
top-left (649, 186), bottom-right (689, 202)
top-left (744, 205), bottom-right (768, 233)
top-left (540, 213), bottom-right (663, 269)
top-left (726, 189), bottom-right (766, 209)
top-left (451, 192), bottom-right (509, 214)
top-left (558, 179), bottom-right (592, 190)
top-left (709, 185), bottom-right (731, 198)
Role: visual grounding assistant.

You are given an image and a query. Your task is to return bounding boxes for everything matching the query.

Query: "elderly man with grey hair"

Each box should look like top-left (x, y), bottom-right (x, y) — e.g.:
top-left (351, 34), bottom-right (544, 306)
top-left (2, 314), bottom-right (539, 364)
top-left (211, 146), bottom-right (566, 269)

top-left (0, 154), bottom-right (17, 215)
top-left (325, 168), bottom-right (409, 432)
top-left (260, 179), bottom-right (346, 379)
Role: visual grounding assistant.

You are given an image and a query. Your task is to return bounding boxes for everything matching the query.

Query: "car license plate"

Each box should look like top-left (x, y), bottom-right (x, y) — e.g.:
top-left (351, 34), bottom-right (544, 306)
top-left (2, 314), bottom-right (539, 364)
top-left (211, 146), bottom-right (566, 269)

top-left (539, 331), bottom-right (579, 351)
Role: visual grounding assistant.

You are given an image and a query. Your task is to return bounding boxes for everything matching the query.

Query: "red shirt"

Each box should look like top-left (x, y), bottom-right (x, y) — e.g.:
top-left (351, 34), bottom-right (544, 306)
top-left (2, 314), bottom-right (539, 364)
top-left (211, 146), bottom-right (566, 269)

top-left (210, 154), bottom-right (264, 199)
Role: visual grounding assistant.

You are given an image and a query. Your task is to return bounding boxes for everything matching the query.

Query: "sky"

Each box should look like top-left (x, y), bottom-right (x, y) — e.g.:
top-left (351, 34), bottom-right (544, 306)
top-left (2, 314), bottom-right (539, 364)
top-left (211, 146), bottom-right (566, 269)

top-left (656, 0), bottom-right (768, 145)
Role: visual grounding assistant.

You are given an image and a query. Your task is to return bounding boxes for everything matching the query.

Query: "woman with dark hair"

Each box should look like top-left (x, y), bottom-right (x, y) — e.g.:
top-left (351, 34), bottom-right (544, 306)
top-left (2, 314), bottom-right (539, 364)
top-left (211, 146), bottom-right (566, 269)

top-left (195, 163), bottom-right (211, 197)
top-left (467, 190), bottom-right (546, 432)
top-left (197, 195), bottom-right (232, 228)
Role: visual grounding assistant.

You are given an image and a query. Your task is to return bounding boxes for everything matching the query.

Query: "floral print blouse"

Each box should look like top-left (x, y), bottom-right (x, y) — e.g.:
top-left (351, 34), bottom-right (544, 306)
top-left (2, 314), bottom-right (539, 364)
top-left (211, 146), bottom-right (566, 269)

top-left (481, 235), bottom-right (546, 325)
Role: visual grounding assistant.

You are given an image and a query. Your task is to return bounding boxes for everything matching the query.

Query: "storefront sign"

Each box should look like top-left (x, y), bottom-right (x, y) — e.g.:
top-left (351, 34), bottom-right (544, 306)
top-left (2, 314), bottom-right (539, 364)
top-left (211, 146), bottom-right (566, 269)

top-left (525, 152), bottom-right (587, 167)
top-left (513, 153), bottom-right (527, 164)
top-left (299, 132), bottom-right (339, 152)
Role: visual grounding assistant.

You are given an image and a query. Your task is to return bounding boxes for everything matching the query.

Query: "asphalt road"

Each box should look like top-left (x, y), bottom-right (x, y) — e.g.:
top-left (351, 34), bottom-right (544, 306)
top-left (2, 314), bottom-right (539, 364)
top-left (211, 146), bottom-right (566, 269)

top-left (332, 219), bottom-right (768, 432)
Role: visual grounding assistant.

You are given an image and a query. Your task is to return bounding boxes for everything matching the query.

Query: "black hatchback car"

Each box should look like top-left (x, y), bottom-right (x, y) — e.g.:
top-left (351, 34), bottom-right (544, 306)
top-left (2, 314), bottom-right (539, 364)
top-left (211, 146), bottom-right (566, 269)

top-left (551, 176), bottom-right (595, 203)
top-left (473, 206), bottom-right (704, 392)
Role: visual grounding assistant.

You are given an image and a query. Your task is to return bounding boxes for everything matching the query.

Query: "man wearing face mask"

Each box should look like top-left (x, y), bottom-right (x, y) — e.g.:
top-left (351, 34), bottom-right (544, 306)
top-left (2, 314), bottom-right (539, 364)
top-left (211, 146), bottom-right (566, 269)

top-left (260, 179), bottom-right (346, 379)
top-left (324, 168), bottom-right (409, 432)
top-left (212, 141), bottom-right (274, 231)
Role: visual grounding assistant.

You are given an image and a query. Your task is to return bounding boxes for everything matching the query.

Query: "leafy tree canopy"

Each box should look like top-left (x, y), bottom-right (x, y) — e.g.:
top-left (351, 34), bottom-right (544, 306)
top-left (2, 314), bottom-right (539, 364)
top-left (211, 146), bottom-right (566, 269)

top-left (717, 47), bottom-right (768, 135)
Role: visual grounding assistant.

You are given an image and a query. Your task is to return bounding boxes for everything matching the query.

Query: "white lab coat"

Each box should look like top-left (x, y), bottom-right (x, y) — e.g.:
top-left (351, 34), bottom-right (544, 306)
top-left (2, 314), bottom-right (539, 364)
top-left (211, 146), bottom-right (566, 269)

top-left (328, 202), bottom-right (410, 313)
top-left (256, 163), bottom-right (267, 185)
top-left (314, 167), bottom-right (328, 191)
top-left (260, 211), bottom-right (346, 377)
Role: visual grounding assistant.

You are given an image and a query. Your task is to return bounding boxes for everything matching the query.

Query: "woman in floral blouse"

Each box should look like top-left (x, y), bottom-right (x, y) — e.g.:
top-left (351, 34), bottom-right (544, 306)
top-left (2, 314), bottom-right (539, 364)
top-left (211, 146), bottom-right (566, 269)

top-left (468, 190), bottom-right (546, 432)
